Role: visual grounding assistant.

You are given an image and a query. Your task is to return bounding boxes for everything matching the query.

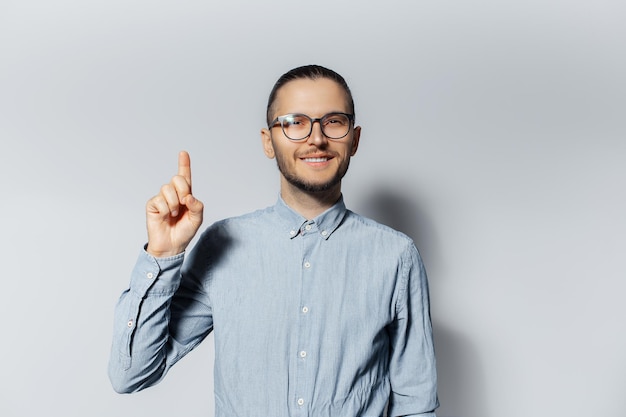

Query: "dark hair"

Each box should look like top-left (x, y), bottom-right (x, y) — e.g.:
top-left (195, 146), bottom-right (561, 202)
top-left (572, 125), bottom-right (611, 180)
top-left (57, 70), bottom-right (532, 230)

top-left (266, 64), bottom-right (355, 125)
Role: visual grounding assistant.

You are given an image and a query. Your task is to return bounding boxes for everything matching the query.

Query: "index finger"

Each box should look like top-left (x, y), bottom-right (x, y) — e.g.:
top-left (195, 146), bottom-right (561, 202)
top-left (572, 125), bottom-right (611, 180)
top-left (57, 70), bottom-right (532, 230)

top-left (177, 150), bottom-right (192, 186)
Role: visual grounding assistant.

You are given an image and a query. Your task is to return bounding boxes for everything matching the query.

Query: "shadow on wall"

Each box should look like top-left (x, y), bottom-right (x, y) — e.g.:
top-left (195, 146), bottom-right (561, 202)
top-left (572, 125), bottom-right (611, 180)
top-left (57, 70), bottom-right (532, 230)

top-left (358, 187), bottom-right (486, 417)
top-left (431, 320), bottom-right (485, 417)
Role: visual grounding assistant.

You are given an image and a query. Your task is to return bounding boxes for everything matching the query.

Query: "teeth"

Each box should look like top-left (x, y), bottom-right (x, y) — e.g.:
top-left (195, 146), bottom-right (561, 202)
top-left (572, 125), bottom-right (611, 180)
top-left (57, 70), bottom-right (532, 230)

top-left (303, 157), bottom-right (328, 162)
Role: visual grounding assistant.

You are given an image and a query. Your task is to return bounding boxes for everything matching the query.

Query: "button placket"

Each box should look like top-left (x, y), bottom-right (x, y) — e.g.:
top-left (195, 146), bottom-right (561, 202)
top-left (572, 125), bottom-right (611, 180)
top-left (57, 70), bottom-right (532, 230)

top-left (294, 220), bottom-right (317, 414)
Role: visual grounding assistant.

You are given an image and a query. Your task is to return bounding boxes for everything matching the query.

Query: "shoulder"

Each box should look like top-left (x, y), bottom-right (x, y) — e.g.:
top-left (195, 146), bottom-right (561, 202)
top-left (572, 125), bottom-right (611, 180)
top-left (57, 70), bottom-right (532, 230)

top-left (343, 209), bottom-right (415, 247)
top-left (215, 205), bottom-right (275, 227)
top-left (197, 205), bottom-right (277, 241)
top-left (338, 209), bottom-right (422, 267)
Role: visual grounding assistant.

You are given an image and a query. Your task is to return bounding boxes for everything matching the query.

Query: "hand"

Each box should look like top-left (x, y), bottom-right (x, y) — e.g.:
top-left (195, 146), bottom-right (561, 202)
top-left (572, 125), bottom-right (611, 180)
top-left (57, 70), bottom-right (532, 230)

top-left (145, 151), bottom-right (204, 257)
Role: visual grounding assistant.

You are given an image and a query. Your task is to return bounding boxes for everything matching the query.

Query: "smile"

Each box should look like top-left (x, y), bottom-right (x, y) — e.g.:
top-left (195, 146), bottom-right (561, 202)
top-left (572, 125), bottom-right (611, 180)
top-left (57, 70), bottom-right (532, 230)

top-left (302, 157), bottom-right (329, 163)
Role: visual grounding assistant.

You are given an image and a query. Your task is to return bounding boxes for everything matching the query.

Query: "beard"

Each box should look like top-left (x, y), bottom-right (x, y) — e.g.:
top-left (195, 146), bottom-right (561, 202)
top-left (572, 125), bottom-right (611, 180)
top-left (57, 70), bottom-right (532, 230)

top-left (274, 152), bottom-right (351, 193)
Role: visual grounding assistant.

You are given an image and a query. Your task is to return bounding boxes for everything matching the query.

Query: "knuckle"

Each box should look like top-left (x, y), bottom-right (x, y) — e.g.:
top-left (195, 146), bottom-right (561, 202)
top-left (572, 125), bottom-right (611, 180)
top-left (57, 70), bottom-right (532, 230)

top-left (148, 194), bottom-right (162, 206)
top-left (172, 175), bottom-right (190, 189)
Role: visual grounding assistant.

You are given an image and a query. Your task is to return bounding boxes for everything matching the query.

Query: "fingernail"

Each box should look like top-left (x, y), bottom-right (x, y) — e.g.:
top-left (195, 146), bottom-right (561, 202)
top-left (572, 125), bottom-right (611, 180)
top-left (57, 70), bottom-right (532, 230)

top-left (171, 210), bottom-right (178, 217)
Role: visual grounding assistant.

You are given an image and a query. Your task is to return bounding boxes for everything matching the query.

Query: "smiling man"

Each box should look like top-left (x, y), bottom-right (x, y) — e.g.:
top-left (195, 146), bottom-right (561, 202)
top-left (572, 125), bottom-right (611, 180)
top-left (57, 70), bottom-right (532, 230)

top-left (262, 75), bottom-right (360, 219)
top-left (109, 65), bottom-right (439, 417)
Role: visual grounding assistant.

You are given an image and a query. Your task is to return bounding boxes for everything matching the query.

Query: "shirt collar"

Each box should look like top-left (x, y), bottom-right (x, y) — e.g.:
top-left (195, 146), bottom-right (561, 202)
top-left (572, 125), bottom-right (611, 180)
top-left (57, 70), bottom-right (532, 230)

top-left (274, 194), bottom-right (347, 240)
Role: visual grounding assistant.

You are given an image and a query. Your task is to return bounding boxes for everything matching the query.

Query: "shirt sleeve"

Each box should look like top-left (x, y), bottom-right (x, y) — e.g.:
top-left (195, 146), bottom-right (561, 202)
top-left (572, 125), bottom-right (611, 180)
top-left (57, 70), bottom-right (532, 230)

top-left (108, 245), bottom-right (214, 393)
top-left (387, 243), bottom-right (439, 416)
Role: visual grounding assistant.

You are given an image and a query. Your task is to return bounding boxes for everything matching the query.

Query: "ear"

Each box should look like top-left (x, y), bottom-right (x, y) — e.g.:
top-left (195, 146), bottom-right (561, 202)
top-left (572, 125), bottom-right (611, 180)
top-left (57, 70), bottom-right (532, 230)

top-left (261, 128), bottom-right (275, 159)
top-left (350, 125), bottom-right (361, 156)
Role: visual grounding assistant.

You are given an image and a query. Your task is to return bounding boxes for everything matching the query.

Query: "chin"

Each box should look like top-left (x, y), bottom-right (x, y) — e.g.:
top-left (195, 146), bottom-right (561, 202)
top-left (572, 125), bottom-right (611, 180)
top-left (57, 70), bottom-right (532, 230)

top-left (287, 176), bottom-right (341, 193)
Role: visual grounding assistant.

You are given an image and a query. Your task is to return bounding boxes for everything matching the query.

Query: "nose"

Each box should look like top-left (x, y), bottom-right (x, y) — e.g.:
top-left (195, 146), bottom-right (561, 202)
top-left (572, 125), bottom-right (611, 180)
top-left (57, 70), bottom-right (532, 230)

top-left (307, 120), bottom-right (328, 146)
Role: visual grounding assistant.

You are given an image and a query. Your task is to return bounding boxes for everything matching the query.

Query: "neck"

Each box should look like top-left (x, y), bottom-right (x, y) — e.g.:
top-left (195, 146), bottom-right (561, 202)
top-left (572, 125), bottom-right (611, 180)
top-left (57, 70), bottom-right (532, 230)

top-left (280, 178), bottom-right (342, 220)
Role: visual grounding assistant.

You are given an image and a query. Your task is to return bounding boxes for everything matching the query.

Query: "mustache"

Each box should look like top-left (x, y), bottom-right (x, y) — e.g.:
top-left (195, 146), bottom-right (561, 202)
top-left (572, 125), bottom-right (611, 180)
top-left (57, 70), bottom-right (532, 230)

top-left (296, 149), bottom-right (338, 158)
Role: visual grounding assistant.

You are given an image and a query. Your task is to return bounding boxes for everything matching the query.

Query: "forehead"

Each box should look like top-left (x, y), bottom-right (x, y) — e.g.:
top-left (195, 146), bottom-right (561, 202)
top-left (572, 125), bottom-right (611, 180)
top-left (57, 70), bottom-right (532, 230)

top-left (273, 78), bottom-right (349, 117)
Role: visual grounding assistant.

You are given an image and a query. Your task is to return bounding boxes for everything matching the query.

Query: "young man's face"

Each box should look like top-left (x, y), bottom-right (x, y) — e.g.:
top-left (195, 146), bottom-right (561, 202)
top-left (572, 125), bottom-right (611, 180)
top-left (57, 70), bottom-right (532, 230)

top-left (261, 77), bottom-right (361, 194)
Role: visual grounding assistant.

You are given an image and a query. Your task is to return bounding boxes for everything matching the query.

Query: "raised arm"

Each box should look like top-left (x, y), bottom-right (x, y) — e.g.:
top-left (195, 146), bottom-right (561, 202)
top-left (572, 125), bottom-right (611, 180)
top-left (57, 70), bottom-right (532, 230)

top-left (109, 151), bottom-right (211, 393)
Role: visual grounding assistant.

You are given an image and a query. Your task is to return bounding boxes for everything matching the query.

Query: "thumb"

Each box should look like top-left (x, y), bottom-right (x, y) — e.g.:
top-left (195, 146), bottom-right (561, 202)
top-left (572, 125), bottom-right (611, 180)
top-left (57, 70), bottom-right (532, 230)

top-left (184, 194), bottom-right (204, 216)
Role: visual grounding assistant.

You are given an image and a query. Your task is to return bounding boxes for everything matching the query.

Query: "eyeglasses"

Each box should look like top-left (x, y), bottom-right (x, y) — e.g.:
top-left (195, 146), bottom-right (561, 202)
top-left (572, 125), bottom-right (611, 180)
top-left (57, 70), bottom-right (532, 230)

top-left (269, 112), bottom-right (355, 141)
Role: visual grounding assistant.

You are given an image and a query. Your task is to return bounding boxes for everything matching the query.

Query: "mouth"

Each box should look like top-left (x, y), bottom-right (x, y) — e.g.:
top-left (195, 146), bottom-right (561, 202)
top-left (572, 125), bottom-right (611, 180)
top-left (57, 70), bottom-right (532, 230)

top-left (302, 157), bottom-right (331, 163)
top-left (299, 151), bottom-right (336, 164)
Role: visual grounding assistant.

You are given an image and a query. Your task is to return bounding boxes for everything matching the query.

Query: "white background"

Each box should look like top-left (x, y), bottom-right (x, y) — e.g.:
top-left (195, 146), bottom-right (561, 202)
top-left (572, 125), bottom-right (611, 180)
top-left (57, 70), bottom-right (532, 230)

top-left (1, 1), bottom-right (624, 416)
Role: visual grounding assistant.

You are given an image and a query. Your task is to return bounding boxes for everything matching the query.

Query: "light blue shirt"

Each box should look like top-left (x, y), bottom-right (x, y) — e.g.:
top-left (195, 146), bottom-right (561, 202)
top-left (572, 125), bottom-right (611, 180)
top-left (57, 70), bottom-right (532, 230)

top-left (109, 196), bottom-right (438, 416)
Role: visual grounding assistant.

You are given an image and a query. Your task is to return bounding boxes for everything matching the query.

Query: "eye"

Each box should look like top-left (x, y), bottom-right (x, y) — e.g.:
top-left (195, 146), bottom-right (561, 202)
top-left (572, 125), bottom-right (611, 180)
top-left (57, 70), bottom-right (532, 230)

top-left (283, 115), bottom-right (307, 127)
top-left (323, 114), bottom-right (349, 126)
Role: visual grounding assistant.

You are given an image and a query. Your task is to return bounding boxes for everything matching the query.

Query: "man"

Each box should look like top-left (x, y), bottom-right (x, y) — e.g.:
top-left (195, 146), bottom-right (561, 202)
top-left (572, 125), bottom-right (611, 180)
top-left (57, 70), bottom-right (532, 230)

top-left (109, 65), bottom-right (438, 416)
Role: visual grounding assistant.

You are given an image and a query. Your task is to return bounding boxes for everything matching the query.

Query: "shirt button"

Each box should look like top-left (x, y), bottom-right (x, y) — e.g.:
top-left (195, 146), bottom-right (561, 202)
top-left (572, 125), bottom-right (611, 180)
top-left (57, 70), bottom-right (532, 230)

top-left (146, 272), bottom-right (154, 279)
top-left (305, 224), bottom-right (312, 231)
top-left (297, 398), bottom-right (305, 406)
top-left (302, 306), bottom-right (309, 314)
top-left (304, 261), bottom-right (311, 268)
top-left (127, 320), bottom-right (134, 328)
top-left (321, 230), bottom-right (328, 236)
top-left (299, 351), bottom-right (307, 358)
top-left (289, 230), bottom-right (296, 236)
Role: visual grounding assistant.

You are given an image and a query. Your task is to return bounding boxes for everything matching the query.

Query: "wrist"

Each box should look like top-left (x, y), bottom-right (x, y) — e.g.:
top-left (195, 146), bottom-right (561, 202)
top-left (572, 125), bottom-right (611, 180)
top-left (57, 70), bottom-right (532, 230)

top-left (145, 244), bottom-right (185, 258)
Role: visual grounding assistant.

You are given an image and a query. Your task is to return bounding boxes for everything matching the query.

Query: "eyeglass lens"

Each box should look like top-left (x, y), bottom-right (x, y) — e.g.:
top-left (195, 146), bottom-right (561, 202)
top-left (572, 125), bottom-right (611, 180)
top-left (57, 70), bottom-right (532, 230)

top-left (280, 113), bottom-right (351, 140)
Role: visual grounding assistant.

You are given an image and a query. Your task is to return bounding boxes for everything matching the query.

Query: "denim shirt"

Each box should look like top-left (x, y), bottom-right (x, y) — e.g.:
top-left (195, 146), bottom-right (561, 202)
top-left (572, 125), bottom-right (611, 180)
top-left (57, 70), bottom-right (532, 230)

top-left (109, 196), bottom-right (438, 417)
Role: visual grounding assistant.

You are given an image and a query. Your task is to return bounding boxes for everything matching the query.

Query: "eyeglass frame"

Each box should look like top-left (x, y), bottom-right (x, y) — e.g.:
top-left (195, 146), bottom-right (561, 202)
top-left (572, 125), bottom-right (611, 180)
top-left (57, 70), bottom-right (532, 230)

top-left (268, 112), bottom-right (356, 141)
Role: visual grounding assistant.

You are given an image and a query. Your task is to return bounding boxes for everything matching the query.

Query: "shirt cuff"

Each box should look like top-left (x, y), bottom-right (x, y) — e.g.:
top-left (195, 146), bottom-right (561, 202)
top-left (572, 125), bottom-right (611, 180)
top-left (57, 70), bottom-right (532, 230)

top-left (128, 246), bottom-right (185, 297)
